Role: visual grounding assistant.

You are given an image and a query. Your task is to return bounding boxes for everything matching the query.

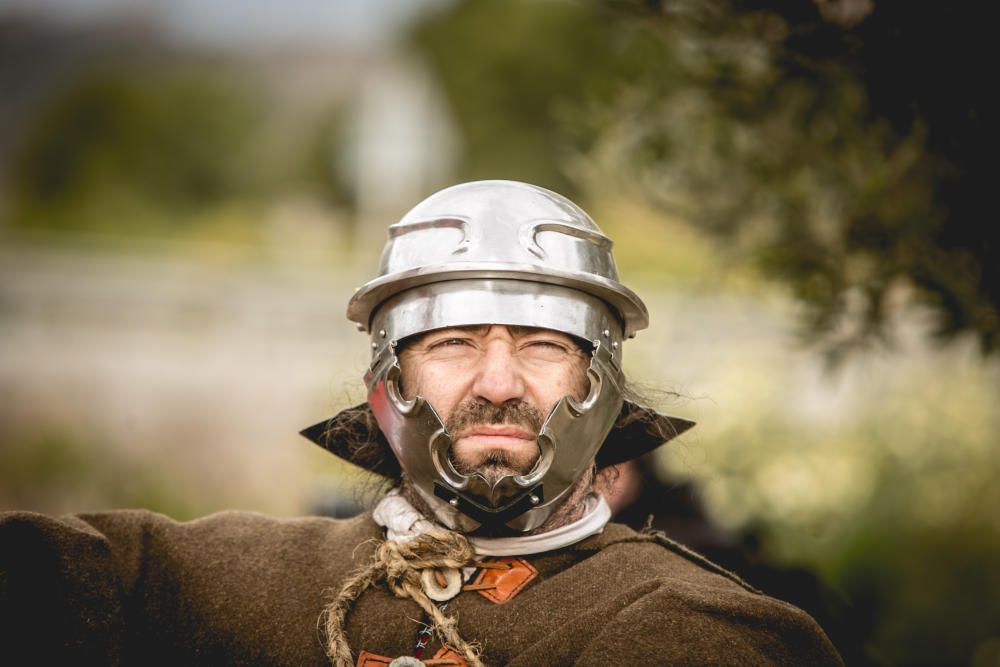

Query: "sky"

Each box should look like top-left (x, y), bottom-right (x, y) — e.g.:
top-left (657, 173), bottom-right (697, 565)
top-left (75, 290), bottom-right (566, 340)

top-left (0, 0), bottom-right (450, 50)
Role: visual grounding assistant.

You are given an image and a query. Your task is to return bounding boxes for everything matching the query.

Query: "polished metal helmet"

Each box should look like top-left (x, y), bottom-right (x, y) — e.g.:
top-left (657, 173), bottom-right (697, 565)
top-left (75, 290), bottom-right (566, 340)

top-left (349, 180), bottom-right (650, 533)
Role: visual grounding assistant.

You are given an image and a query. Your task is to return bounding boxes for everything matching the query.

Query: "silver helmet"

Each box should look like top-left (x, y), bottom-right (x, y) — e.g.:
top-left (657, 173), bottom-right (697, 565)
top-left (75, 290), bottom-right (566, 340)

top-left (350, 180), bottom-right (648, 533)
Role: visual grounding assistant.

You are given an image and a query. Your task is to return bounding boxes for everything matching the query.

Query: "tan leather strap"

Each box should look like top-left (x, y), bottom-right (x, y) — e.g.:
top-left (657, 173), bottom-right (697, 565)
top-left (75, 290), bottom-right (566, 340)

top-left (468, 556), bottom-right (538, 604)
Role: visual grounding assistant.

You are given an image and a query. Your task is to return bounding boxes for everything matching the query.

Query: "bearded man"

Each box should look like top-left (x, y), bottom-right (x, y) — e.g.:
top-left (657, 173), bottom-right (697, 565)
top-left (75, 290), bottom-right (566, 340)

top-left (0, 181), bottom-right (843, 666)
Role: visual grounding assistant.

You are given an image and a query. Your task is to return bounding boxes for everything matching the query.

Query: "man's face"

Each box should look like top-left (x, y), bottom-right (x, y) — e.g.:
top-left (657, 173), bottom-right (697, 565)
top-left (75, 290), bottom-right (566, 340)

top-left (399, 324), bottom-right (589, 486)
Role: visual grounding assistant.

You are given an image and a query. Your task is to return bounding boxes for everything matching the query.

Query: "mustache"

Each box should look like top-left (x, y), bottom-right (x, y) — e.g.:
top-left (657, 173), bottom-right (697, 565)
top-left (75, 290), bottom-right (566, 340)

top-left (445, 400), bottom-right (543, 436)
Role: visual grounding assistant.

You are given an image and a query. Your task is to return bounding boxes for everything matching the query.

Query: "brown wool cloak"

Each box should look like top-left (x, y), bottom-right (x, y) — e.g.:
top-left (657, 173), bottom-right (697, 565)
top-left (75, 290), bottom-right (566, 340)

top-left (0, 509), bottom-right (843, 666)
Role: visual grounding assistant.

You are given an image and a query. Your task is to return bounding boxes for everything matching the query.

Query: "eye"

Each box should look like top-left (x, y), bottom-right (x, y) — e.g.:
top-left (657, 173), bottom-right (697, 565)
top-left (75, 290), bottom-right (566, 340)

top-left (526, 340), bottom-right (567, 351)
top-left (428, 337), bottom-right (472, 350)
top-left (520, 338), bottom-right (572, 359)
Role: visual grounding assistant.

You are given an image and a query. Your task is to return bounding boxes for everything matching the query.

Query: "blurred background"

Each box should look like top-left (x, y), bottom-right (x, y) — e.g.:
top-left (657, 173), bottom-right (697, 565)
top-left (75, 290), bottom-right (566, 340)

top-left (1, 1), bottom-right (996, 665)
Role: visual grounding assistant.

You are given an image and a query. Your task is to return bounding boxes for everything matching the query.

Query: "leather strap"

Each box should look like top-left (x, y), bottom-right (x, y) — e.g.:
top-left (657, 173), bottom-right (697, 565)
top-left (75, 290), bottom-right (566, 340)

top-left (356, 651), bottom-right (392, 667)
top-left (469, 556), bottom-right (538, 604)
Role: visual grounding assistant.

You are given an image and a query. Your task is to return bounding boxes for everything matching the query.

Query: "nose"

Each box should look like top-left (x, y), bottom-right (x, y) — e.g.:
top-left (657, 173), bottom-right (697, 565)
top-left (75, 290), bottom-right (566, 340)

top-left (471, 340), bottom-right (525, 406)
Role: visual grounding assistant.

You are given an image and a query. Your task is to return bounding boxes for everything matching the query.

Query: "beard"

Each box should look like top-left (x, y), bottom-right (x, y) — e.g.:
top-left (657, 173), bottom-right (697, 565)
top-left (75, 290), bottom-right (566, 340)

top-left (446, 400), bottom-right (544, 487)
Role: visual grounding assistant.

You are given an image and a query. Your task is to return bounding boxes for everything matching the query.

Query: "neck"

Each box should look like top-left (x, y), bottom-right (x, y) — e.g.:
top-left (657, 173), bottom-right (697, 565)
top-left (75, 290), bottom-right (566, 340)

top-left (524, 467), bottom-right (595, 535)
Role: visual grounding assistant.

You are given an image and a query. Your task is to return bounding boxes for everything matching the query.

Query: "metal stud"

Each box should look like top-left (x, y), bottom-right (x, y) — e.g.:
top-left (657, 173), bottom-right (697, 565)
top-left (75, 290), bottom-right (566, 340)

top-left (371, 342), bottom-right (378, 349)
top-left (379, 329), bottom-right (387, 338)
top-left (529, 494), bottom-right (540, 505)
top-left (449, 497), bottom-right (459, 507)
top-left (603, 329), bottom-right (610, 337)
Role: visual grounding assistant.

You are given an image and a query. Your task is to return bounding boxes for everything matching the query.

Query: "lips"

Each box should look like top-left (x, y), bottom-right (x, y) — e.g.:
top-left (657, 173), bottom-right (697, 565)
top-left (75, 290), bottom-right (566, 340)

top-left (449, 421), bottom-right (542, 481)
top-left (457, 425), bottom-right (535, 440)
top-left (452, 424), bottom-right (538, 456)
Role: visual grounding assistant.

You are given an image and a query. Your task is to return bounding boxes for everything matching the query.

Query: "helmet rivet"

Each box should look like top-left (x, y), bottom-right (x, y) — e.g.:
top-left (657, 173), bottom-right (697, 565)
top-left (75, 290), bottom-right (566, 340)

top-left (356, 323), bottom-right (365, 331)
top-left (449, 497), bottom-right (459, 507)
top-left (603, 329), bottom-right (610, 337)
top-left (612, 341), bottom-right (619, 349)
top-left (371, 342), bottom-right (378, 349)
top-left (379, 329), bottom-right (387, 338)
top-left (529, 494), bottom-right (540, 505)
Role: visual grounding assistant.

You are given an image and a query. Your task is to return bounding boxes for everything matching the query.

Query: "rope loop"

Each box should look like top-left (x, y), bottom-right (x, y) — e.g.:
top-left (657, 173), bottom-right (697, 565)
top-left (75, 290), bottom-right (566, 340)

top-left (321, 531), bottom-right (484, 667)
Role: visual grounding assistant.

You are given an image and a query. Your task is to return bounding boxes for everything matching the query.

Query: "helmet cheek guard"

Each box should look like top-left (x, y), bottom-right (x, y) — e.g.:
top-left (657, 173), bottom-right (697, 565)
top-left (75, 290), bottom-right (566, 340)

top-left (324, 180), bottom-right (687, 533)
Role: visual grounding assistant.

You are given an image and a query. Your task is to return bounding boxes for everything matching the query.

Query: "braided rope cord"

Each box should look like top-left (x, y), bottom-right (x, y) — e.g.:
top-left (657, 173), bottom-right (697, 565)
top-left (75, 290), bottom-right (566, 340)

top-left (321, 531), bottom-right (485, 667)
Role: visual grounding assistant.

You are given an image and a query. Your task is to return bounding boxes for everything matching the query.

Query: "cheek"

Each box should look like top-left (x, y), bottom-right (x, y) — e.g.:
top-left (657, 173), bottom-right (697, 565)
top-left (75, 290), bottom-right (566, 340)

top-left (558, 357), bottom-right (591, 402)
top-left (531, 361), bottom-right (590, 411)
top-left (397, 354), bottom-right (427, 401)
top-left (570, 362), bottom-right (591, 400)
top-left (398, 361), bottom-right (463, 418)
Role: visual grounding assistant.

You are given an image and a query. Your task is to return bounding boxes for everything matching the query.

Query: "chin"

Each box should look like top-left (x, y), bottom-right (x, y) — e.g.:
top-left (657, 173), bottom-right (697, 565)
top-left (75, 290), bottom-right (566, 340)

top-left (475, 463), bottom-right (524, 488)
top-left (451, 443), bottom-right (540, 480)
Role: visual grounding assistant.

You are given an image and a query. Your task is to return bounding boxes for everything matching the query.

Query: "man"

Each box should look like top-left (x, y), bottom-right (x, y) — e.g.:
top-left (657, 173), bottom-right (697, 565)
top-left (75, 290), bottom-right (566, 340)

top-left (0, 180), bottom-right (843, 666)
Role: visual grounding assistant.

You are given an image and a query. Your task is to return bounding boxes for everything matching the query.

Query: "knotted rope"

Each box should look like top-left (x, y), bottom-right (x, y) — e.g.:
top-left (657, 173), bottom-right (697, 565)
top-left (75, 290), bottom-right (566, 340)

top-left (321, 530), bottom-right (484, 667)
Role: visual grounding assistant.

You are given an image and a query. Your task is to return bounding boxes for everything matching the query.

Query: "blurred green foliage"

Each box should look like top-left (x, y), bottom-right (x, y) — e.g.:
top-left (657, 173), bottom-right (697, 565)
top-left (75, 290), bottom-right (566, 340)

top-left (7, 64), bottom-right (353, 244)
top-left (410, 0), bottom-right (657, 195)
top-left (12, 70), bottom-right (262, 234)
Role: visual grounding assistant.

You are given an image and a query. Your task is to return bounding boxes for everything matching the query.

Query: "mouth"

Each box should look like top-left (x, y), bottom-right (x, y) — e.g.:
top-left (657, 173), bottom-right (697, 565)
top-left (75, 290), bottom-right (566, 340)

top-left (449, 422), bottom-right (541, 482)
top-left (453, 425), bottom-right (536, 449)
top-left (444, 401), bottom-right (544, 485)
